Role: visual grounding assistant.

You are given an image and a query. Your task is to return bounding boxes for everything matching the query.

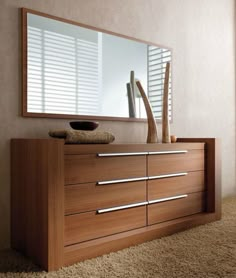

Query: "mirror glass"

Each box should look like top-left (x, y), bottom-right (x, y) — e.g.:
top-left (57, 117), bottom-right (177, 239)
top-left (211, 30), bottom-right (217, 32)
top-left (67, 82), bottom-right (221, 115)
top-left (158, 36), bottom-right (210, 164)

top-left (24, 10), bottom-right (172, 121)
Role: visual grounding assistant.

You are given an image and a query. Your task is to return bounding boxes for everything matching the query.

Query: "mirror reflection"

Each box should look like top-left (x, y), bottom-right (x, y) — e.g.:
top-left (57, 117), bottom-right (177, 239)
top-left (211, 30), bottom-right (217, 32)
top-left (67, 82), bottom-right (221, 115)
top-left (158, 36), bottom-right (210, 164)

top-left (25, 11), bottom-right (172, 120)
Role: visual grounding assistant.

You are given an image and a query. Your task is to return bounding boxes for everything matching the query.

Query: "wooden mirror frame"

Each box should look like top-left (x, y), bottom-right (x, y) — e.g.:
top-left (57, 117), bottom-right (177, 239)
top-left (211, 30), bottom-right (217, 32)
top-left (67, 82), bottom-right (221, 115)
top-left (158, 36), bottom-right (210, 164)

top-left (22, 8), bottom-right (173, 122)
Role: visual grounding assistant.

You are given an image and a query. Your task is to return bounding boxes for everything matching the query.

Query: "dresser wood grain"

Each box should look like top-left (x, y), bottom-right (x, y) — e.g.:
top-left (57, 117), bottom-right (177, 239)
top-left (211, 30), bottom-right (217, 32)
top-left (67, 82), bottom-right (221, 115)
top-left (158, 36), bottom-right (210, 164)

top-left (65, 206), bottom-right (146, 245)
top-left (65, 181), bottom-right (146, 215)
top-left (148, 150), bottom-right (204, 176)
top-left (148, 192), bottom-right (205, 225)
top-left (65, 154), bottom-right (146, 184)
top-left (11, 139), bottom-right (221, 271)
top-left (11, 139), bottom-right (64, 271)
top-left (148, 171), bottom-right (204, 200)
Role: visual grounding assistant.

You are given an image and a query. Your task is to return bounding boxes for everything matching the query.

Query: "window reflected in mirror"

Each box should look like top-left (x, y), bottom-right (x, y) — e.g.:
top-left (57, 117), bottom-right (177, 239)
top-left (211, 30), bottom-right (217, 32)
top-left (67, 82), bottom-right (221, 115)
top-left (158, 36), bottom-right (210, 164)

top-left (24, 9), bottom-right (172, 121)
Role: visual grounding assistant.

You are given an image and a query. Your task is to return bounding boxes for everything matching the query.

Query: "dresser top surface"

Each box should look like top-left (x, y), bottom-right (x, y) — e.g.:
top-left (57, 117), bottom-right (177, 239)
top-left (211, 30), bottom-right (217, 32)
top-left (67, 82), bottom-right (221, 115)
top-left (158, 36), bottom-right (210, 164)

top-left (64, 142), bottom-right (205, 155)
top-left (11, 138), bottom-right (209, 155)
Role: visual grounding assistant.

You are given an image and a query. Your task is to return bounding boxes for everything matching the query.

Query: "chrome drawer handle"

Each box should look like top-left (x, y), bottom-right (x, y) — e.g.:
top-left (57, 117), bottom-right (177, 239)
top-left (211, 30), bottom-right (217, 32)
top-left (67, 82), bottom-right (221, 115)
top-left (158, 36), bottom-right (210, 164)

top-left (97, 201), bottom-right (148, 214)
top-left (97, 151), bottom-right (188, 157)
top-left (148, 172), bottom-right (188, 180)
top-left (97, 176), bottom-right (148, 185)
top-left (148, 150), bottom-right (188, 155)
top-left (97, 152), bottom-right (148, 157)
top-left (148, 194), bottom-right (188, 204)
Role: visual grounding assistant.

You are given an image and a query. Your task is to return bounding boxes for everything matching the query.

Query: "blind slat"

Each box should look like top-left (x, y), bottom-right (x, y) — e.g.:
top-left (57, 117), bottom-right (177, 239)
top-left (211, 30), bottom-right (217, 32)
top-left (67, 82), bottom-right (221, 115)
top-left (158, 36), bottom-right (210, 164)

top-left (28, 25), bottom-right (101, 115)
top-left (148, 45), bottom-right (172, 120)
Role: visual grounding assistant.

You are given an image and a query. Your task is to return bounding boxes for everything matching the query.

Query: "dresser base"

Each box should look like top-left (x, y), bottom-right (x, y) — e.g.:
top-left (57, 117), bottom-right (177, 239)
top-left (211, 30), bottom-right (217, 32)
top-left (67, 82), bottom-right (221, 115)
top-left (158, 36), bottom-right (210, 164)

top-left (64, 211), bottom-right (220, 266)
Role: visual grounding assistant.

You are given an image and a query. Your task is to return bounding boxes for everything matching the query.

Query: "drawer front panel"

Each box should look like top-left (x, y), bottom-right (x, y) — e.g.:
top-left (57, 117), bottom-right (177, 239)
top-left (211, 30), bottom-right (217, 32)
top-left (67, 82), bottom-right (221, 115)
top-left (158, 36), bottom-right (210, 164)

top-left (65, 181), bottom-right (146, 215)
top-left (65, 154), bottom-right (146, 184)
top-left (148, 171), bottom-right (204, 200)
top-left (65, 206), bottom-right (146, 245)
top-left (148, 150), bottom-right (204, 176)
top-left (148, 192), bottom-right (205, 225)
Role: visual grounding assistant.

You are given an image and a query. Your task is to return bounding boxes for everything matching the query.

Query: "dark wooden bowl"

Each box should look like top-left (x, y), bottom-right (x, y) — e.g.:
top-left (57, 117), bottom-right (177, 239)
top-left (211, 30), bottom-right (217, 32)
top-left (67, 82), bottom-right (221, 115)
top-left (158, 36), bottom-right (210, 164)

top-left (69, 121), bottom-right (99, 131)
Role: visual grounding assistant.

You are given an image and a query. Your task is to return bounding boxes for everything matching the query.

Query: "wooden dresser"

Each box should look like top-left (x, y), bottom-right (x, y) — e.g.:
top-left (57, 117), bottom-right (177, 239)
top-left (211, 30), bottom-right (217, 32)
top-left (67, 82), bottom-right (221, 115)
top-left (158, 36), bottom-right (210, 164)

top-left (11, 138), bottom-right (221, 271)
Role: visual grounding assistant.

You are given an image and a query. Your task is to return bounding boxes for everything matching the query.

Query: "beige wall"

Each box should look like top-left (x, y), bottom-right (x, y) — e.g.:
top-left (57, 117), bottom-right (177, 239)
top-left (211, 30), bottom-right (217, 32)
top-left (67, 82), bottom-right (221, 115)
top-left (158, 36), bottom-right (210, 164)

top-left (0, 0), bottom-right (235, 249)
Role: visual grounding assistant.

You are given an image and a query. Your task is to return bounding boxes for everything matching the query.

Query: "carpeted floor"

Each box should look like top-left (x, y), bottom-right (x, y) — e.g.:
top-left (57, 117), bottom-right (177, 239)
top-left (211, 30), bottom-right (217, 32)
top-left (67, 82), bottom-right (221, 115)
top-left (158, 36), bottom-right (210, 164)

top-left (0, 197), bottom-right (235, 278)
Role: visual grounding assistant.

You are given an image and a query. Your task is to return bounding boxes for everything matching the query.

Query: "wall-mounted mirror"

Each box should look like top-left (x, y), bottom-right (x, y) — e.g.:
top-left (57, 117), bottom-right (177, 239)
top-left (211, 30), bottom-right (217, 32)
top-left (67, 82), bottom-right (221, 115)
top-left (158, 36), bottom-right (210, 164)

top-left (22, 8), bottom-right (172, 122)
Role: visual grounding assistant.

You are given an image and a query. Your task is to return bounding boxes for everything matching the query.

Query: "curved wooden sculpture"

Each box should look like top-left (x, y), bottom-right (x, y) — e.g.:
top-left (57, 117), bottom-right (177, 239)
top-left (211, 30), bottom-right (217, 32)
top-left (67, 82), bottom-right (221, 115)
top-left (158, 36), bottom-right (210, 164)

top-left (136, 81), bottom-right (158, 143)
top-left (162, 62), bottom-right (171, 143)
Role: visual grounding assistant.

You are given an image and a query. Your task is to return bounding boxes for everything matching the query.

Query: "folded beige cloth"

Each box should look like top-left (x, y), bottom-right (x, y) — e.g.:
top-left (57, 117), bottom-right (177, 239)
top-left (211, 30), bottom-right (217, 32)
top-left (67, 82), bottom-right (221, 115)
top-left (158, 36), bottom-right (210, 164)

top-left (49, 129), bottom-right (115, 144)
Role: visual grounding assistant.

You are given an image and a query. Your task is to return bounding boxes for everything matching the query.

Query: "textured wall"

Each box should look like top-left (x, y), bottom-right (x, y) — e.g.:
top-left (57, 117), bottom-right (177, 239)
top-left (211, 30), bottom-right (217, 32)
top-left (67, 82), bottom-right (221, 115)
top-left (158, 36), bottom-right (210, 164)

top-left (0, 0), bottom-right (235, 249)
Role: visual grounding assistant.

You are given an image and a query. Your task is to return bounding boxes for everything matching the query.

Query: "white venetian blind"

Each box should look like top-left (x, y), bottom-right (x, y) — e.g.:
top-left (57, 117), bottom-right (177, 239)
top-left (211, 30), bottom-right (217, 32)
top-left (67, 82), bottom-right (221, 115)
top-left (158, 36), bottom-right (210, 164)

top-left (147, 46), bottom-right (172, 120)
top-left (27, 20), bottom-right (101, 115)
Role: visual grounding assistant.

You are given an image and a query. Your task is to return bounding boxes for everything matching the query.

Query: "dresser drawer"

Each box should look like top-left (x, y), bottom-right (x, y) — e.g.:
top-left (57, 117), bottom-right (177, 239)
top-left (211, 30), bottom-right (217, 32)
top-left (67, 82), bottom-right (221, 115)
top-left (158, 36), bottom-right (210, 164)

top-left (65, 154), bottom-right (146, 184)
top-left (65, 206), bottom-right (146, 245)
top-left (148, 150), bottom-right (204, 176)
top-left (65, 181), bottom-right (146, 215)
top-left (148, 171), bottom-right (204, 200)
top-left (148, 192), bottom-right (205, 225)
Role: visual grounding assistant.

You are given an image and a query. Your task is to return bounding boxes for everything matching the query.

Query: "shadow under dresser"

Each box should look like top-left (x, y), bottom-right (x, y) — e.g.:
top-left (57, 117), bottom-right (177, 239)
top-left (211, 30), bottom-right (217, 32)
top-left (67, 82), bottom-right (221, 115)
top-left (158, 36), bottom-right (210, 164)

top-left (11, 138), bottom-right (221, 271)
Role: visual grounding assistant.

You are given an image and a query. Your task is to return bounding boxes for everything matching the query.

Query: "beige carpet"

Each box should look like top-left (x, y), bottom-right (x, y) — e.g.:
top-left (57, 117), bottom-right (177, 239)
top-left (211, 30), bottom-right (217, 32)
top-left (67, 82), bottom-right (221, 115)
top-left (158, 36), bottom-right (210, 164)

top-left (0, 197), bottom-right (235, 278)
